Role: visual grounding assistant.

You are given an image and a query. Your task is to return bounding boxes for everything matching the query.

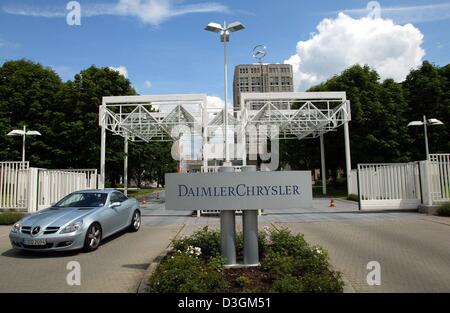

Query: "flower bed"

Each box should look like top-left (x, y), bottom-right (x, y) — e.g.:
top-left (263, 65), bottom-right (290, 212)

top-left (147, 226), bottom-right (344, 293)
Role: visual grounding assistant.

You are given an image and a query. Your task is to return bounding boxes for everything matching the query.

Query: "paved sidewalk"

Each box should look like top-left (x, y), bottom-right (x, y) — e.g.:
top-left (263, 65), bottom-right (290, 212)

top-left (278, 216), bottom-right (450, 292)
top-left (0, 224), bottom-right (182, 292)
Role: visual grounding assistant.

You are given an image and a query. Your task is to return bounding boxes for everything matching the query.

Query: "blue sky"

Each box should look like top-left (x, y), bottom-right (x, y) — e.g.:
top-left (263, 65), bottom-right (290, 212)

top-left (0, 0), bottom-right (449, 99)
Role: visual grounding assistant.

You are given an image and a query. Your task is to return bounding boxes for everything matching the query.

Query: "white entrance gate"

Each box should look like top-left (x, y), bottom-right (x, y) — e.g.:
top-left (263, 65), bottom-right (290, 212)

top-left (0, 162), bottom-right (98, 212)
top-left (422, 154), bottom-right (450, 205)
top-left (0, 162), bottom-right (29, 210)
top-left (357, 162), bottom-right (421, 210)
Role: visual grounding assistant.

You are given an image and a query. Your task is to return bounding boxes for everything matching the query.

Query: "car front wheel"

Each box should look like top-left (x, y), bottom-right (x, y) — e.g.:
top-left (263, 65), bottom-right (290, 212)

top-left (129, 210), bottom-right (141, 232)
top-left (84, 223), bottom-right (102, 252)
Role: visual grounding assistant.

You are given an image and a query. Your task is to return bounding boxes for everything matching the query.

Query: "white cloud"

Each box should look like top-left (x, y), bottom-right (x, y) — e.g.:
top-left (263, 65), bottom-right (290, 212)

top-left (144, 80), bottom-right (152, 88)
top-left (207, 96), bottom-right (225, 109)
top-left (2, 0), bottom-right (228, 25)
top-left (341, 2), bottom-right (450, 24)
top-left (109, 66), bottom-right (128, 78)
top-left (285, 13), bottom-right (425, 91)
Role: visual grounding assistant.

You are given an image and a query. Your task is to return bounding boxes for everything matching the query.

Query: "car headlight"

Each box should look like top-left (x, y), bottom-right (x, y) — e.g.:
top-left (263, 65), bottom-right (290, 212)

top-left (11, 223), bottom-right (21, 233)
top-left (60, 220), bottom-right (83, 234)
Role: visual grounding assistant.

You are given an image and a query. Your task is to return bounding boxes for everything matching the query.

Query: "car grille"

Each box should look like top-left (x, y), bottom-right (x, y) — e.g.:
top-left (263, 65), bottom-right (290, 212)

top-left (21, 226), bottom-right (31, 235)
top-left (44, 227), bottom-right (60, 235)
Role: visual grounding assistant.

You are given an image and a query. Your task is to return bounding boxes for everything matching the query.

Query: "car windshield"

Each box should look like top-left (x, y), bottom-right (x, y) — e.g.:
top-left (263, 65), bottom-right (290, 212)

top-left (55, 193), bottom-right (108, 208)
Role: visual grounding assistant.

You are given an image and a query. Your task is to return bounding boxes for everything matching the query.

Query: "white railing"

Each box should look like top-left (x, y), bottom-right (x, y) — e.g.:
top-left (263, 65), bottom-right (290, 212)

top-left (35, 169), bottom-right (98, 211)
top-left (426, 154), bottom-right (450, 204)
top-left (0, 162), bottom-right (98, 212)
top-left (357, 162), bottom-right (421, 210)
top-left (0, 162), bottom-right (30, 211)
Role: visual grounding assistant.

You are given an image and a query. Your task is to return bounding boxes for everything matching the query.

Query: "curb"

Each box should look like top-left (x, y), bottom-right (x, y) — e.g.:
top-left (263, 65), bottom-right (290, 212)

top-left (136, 248), bottom-right (171, 293)
top-left (136, 224), bottom-right (186, 293)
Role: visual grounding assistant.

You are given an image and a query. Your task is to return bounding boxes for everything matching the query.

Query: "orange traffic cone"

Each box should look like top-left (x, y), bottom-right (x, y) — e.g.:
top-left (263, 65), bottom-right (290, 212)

top-left (329, 199), bottom-right (336, 208)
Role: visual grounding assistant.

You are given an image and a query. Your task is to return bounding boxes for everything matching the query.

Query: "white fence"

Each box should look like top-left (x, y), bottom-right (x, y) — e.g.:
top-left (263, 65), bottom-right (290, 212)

top-left (35, 169), bottom-right (98, 211)
top-left (356, 154), bottom-right (450, 210)
top-left (0, 162), bottom-right (29, 210)
top-left (0, 162), bottom-right (98, 212)
top-left (357, 163), bottom-right (421, 210)
top-left (421, 154), bottom-right (450, 205)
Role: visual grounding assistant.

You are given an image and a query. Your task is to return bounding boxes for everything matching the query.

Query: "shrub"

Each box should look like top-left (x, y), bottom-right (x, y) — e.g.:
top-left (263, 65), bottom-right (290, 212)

top-left (0, 212), bottom-right (24, 225)
top-left (268, 228), bottom-right (311, 258)
top-left (148, 253), bottom-right (228, 293)
top-left (262, 229), bottom-right (344, 293)
top-left (347, 194), bottom-right (358, 202)
top-left (437, 203), bottom-right (450, 217)
top-left (300, 272), bottom-right (344, 293)
top-left (172, 226), bottom-right (221, 260)
top-left (150, 227), bottom-right (344, 293)
top-left (271, 275), bottom-right (304, 293)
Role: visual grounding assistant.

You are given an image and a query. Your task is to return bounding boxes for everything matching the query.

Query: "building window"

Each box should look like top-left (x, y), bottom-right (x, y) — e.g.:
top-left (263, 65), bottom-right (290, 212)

top-left (269, 77), bottom-right (279, 86)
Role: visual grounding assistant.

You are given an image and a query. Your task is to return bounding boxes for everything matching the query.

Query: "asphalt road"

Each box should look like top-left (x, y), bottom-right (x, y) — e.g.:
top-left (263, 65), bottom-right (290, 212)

top-left (0, 223), bottom-right (183, 292)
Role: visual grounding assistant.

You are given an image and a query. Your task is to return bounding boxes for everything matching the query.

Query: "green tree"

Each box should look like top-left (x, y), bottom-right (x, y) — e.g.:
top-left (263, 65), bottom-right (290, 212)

top-left (403, 61), bottom-right (450, 159)
top-left (282, 65), bottom-right (411, 184)
top-left (0, 59), bottom-right (64, 166)
top-left (60, 66), bottom-right (137, 185)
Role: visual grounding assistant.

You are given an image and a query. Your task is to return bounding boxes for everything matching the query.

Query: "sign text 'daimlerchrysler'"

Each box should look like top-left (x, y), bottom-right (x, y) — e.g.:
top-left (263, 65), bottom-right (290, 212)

top-left (165, 171), bottom-right (312, 211)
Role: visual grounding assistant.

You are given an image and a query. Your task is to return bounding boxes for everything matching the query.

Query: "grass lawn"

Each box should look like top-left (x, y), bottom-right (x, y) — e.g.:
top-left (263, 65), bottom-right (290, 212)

top-left (127, 188), bottom-right (162, 198)
top-left (313, 185), bottom-right (348, 198)
top-left (0, 212), bottom-right (25, 225)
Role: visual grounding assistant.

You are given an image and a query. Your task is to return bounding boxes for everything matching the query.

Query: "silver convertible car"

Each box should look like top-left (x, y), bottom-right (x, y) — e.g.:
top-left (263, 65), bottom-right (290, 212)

top-left (9, 189), bottom-right (141, 252)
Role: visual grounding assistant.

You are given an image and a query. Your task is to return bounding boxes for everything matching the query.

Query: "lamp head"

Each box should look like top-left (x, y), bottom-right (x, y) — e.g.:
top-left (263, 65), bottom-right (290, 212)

top-left (407, 121), bottom-right (424, 127)
top-left (7, 130), bottom-right (25, 136)
top-left (227, 21), bottom-right (245, 32)
top-left (26, 130), bottom-right (41, 136)
top-left (427, 118), bottom-right (444, 126)
top-left (205, 22), bottom-right (223, 33)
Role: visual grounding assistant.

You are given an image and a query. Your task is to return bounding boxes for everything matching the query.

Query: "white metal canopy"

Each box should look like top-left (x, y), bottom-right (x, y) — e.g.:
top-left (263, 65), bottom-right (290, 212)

top-left (98, 92), bottom-right (353, 194)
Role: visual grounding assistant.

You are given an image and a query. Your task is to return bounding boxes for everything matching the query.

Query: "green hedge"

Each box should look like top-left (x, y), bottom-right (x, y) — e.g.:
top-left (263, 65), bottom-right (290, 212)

top-left (148, 227), bottom-right (344, 293)
top-left (437, 203), bottom-right (450, 217)
top-left (0, 212), bottom-right (24, 225)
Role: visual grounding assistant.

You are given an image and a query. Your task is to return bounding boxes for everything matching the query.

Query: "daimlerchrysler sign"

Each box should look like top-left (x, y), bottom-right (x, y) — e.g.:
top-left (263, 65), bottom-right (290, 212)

top-left (165, 171), bottom-right (313, 210)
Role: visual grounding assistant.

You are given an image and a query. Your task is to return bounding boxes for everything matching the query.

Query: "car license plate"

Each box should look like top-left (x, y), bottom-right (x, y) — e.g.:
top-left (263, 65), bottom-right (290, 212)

top-left (23, 238), bottom-right (47, 246)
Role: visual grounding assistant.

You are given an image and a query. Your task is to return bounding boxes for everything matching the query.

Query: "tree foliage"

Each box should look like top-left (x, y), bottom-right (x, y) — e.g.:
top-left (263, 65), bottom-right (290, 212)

top-left (282, 63), bottom-right (449, 184)
top-left (0, 60), bottom-right (176, 186)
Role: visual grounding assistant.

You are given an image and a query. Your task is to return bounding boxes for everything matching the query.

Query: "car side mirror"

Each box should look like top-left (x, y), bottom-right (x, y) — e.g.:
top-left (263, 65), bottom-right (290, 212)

top-left (51, 202), bottom-right (56, 206)
top-left (110, 202), bottom-right (121, 208)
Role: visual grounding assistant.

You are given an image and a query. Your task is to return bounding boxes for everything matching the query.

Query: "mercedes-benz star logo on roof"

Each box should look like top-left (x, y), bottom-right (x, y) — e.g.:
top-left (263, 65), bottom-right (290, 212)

top-left (253, 45), bottom-right (267, 63)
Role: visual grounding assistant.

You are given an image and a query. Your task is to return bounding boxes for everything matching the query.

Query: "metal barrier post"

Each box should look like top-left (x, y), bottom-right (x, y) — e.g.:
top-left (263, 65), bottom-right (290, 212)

top-left (242, 165), bottom-right (260, 266)
top-left (219, 166), bottom-right (237, 267)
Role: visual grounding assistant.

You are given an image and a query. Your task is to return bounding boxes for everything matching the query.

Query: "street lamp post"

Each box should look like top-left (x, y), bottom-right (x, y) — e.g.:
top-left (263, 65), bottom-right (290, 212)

top-left (205, 21), bottom-right (245, 165)
top-left (408, 115), bottom-right (444, 160)
top-left (7, 125), bottom-right (42, 167)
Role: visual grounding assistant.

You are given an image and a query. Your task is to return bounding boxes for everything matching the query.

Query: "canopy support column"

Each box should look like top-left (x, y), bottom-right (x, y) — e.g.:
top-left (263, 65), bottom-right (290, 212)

top-left (320, 133), bottom-right (327, 195)
top-left (344, 122), bottom-right (352, 196)
top-left (124, 136), bottom-right (128, 196)
top-left (99, 102), bottom-right (106, 189)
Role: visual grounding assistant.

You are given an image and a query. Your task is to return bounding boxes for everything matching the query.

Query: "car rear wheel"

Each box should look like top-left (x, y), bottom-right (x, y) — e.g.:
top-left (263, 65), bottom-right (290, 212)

top-left (129, 210), bottom-right (141, 232)
top-left (84, 223), bottom-right (102, 252)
